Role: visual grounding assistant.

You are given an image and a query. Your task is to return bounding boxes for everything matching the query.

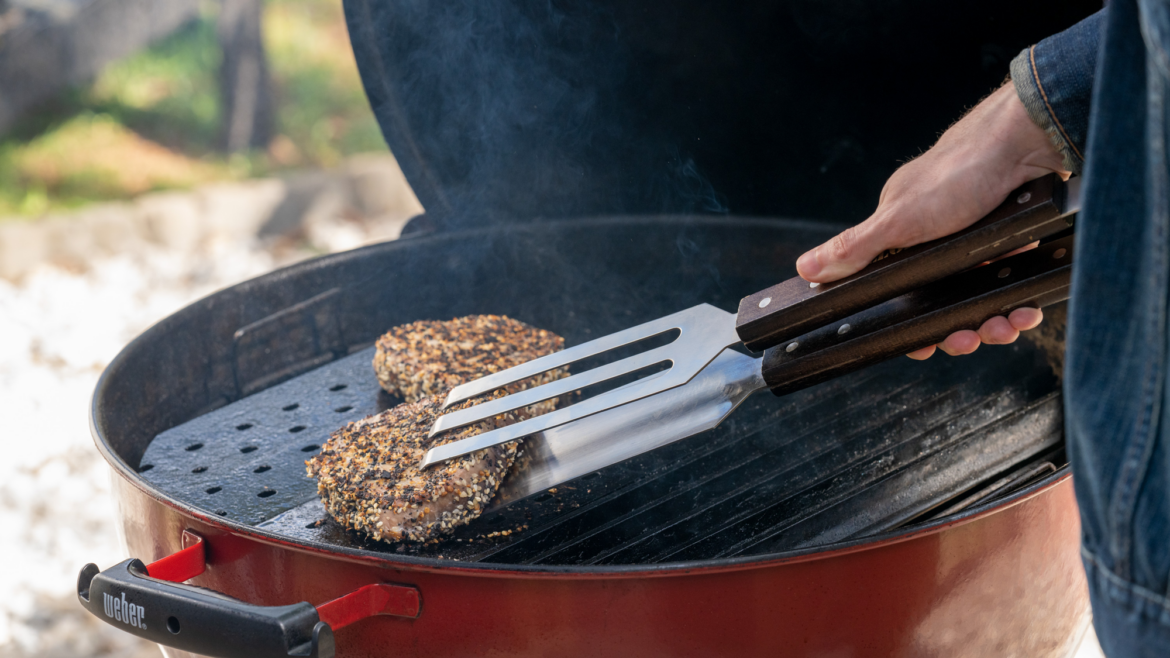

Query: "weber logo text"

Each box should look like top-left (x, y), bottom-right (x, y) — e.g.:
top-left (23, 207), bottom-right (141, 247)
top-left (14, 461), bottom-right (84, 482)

top-left (103, 592), bottom-right (147, 630)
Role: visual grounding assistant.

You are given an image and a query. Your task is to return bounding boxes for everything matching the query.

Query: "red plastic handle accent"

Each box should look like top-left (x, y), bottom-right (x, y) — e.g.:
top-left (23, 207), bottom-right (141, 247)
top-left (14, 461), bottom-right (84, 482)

top-left (144, 530), bottom-right (206, 583)
top-left (316, 583), bottom-right (422, 630)
top-left (140, 530), bottom-right (421, 630)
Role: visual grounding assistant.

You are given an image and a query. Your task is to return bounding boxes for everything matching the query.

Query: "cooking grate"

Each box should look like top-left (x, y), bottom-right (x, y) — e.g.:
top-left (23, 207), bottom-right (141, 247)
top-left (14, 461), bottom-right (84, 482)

top-left (142, 331), bottom-right (1063, 565)
top-left (140, 350), bottom-right (400, 524)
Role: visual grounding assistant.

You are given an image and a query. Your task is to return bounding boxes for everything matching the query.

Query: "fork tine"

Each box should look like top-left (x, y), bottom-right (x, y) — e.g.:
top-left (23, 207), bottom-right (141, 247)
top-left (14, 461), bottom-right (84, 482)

top-left (421, 371), bottom-right (686, 467)
top-left (441, 306), bottom-right (711, 409)
top-left (421, 304), bottom-right (740, 467)
top-left (429, 343), bottom-right (677, 437)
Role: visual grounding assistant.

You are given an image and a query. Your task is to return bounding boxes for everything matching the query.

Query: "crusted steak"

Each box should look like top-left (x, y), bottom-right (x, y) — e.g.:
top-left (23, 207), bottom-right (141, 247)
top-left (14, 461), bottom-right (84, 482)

top-left (309, 315), bottom-right (566, 542)
top-left (373, 315), bottom-right (564, 402)
top-left (307, 394), bottom-right (520, 543)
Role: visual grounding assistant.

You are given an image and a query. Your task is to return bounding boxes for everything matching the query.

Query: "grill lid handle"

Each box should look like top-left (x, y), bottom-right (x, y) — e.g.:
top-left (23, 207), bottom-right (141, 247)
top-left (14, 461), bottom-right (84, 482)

top-left (77, 531), bottom-right (421, 658)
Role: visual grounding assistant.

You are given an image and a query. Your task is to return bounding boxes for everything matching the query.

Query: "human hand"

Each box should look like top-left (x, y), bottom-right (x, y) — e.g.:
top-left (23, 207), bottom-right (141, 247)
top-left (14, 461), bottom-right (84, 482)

top-left (796, 83), bottom-right (1071, 360)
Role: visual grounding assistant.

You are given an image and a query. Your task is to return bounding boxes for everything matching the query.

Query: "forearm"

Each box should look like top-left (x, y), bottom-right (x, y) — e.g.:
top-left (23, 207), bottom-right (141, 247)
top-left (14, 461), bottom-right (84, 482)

top-left (1009, 9), bottom-right (1103, 175)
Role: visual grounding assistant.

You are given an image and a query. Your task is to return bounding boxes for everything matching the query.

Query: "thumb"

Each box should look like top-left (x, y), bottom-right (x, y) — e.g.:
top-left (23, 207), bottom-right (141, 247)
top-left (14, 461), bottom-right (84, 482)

top-left (796, 220), bottom-right (893, 283)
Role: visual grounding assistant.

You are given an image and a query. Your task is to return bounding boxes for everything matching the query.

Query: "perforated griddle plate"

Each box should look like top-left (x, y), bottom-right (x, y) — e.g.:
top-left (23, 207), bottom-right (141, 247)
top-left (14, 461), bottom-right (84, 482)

top-left (141, 332), bottom-right (1064, 565)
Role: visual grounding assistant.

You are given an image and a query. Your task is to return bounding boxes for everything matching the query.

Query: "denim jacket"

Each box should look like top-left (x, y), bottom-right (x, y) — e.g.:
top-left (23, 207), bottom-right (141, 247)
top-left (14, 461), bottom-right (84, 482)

top-left (1012, 3), bottom-right (1170, 655)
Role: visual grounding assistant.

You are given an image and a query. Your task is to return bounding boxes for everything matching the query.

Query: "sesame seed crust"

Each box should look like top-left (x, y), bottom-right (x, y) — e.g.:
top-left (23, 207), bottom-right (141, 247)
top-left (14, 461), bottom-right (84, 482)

top-left (373, 315), bottom-right (565, 403)
top-left (306, 394), bottom-right (523, 543)
top-left (308, 315), bottom-right (566, 543)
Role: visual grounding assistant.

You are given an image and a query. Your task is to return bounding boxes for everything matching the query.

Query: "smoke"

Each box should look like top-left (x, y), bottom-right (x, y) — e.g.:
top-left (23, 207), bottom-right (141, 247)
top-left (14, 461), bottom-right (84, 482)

top-left (671, 151), bottom-right (729, 214)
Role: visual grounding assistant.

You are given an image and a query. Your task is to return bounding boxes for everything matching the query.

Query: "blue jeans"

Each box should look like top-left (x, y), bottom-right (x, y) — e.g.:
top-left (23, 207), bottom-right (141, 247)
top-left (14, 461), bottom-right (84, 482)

top-left (1014, 2), bottom-right (1170, 655)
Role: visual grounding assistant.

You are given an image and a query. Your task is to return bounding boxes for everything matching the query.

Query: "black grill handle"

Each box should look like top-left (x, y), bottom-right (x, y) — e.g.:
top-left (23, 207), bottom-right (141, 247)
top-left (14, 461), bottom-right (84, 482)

top-left (736, 174), bottom-right (1078, 352)
top-left (760, 234), bottom-right (1074, 396)
top-left (77, 559), bottom-right (334, 658)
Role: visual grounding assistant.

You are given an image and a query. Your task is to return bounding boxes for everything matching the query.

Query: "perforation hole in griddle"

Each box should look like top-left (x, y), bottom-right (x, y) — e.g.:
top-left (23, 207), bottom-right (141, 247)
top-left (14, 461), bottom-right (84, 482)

top-left (140, 349), bottom-right (385, 526)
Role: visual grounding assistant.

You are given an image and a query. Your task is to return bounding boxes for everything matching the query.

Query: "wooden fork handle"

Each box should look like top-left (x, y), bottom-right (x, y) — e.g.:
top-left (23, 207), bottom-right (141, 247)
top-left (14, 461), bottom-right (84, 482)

top-left (736, 174), bottom-right (1076, 352)
top-left (759, 235), bottom-right (1074, 396)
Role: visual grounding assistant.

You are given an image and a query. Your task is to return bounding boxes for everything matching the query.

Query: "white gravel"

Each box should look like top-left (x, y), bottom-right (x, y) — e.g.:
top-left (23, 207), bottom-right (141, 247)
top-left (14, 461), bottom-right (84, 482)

top-left (0, 241), bottom-right (279, 657)
top-left (0, 154), bottom-right (419, 656)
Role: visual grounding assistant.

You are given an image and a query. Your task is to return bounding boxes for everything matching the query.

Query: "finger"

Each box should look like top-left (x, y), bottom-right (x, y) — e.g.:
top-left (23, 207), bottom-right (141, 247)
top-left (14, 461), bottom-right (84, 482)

top-left (939, 330), bottom-right (981, 356)
top-left (796, 219), bottom-right (898, 283)
top-left (906, 345), bottom-right (937, 360)
top-left (1008, 307), bottom-right (1043, 331)
top-left (977, 316), bottom-right (1019, 345)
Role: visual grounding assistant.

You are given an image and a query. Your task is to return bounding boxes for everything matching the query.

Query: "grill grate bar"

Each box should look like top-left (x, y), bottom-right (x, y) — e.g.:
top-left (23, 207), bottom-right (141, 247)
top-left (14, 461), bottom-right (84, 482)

top-left (712, 392), bottom-right (1063, 560)
top-left (589, 374), bottom-right (1052, 565)
top-left (141, 332), bottom-right (1064, 566)
top-left (580, 383), bottom-right (967, 565)
top-left (494, 370), bottom-right (930, 565)
top-left (473, 367), bottom-right (898, 564)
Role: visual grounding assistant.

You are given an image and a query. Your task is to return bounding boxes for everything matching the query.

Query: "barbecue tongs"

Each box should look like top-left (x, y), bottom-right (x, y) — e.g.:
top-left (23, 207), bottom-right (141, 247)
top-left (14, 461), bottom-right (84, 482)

top-left (422, 174), bottom-right (1082, 507)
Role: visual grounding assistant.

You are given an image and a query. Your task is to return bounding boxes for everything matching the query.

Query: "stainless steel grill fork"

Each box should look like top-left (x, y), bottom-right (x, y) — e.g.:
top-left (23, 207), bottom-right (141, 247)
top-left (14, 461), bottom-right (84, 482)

top-left (421, 175), bottom-right (1082, 503)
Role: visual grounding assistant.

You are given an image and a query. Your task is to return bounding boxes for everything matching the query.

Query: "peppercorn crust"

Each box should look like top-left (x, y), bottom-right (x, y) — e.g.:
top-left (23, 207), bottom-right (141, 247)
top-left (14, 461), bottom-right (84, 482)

top-left (373, 315), bottom-right (565, 402)
top-left (307, 393), bottom-right (522, 543)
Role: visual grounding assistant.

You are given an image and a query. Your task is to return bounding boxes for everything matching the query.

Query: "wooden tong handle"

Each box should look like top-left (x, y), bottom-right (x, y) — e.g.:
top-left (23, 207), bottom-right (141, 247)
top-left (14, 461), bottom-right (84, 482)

top-left (760, 235), bottom-right (1073, 396)
top-left (736, 174), bottom-right (1076, 352)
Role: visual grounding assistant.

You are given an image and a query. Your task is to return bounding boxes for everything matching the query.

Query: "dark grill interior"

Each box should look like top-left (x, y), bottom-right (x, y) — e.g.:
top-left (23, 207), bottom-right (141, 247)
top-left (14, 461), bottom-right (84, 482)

top-left (142, 327), bottom-right (1063, 565)
top-left (100, 217), bottom-right (1069, 568)
top-left (140, 352), bottom-right (390, 523)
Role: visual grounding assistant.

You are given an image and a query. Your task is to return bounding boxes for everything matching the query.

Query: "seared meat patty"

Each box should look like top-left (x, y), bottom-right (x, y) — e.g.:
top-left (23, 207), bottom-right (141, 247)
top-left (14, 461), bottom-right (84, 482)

top-left (307, 394), bottom-right (521, 543)
top-left (373, 315), bottom-right (564, 402)
top-left (309, 315), bottom-right (566, 542)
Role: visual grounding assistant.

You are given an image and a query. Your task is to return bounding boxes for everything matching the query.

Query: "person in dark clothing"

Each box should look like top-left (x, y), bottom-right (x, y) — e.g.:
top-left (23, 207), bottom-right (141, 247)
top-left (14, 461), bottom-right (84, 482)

top-left (796, 4), bottom-right (1170, 656)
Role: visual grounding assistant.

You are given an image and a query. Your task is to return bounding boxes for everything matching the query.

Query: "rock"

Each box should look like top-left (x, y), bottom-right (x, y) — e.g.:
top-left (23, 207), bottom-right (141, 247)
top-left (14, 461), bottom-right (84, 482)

top-left (137, 190), bottom-right (204, 251)
top-left (258, 170), bottom-right (344, 241)
top-left (0, 220), bottom-right (50, 280)
top-left (0, 154), bottom-right (424, 281)
top-left (78, 202), bottom-right (146, 257)
top-left (197, 179), bottom-right (286, 247)
top-left (344, 153), bottom-right (424, 219)
top-left (292, 172), bottom-right (361, 253)
top-left (41, 214), bottom-right (95, 272)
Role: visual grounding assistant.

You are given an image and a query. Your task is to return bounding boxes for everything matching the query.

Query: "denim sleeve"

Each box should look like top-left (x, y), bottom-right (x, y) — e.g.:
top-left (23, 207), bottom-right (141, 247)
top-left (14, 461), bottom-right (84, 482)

top-left (1010, 11), bottom-right (1104, 174)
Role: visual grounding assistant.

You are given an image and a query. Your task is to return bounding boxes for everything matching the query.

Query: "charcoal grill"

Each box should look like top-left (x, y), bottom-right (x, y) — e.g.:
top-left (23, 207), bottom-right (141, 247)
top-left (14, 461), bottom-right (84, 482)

top-left (79, 1), bottom-right (1101, 653)
top-left (82, 217), bottom-right (1088, 657)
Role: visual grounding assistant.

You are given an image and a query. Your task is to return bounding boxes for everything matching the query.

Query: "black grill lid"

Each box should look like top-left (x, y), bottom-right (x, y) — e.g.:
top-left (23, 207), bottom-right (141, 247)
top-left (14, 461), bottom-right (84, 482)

top-left (344, 0), bottom-right (1099, 227)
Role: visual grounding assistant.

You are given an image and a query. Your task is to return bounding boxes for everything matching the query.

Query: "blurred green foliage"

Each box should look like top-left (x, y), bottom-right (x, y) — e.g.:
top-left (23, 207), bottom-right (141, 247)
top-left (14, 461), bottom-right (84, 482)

top-left (0, 0), bottom-right (386, 219)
